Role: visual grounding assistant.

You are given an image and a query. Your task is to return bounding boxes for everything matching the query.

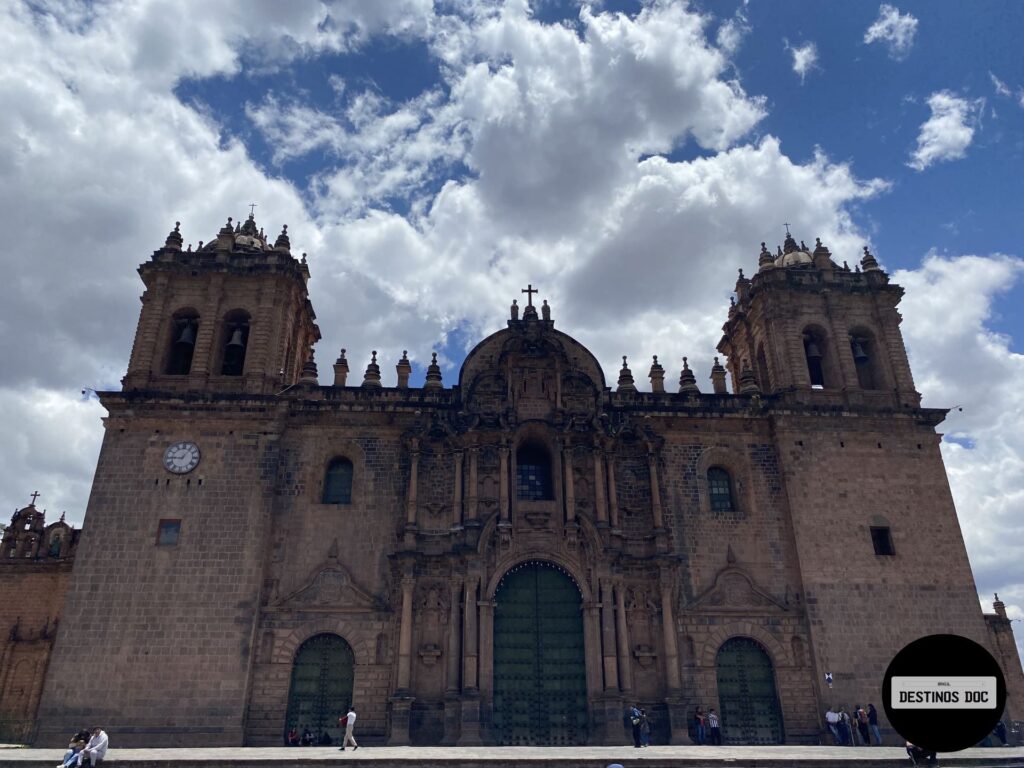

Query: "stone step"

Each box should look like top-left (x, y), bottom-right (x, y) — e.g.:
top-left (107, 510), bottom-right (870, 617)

top-left (0, 746), bottom-right (1023, 768)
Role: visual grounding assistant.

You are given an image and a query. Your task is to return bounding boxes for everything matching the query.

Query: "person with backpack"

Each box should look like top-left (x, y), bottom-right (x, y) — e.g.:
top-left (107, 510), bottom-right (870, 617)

top-left (628, 704), bottom-right (642, 748)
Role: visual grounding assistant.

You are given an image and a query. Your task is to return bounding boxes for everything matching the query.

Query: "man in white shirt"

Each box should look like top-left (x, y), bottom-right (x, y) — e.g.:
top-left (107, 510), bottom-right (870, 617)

top-left (339, 706), bottom-right (358, 751)
top-left (76, 727), bottom-right (107, 767)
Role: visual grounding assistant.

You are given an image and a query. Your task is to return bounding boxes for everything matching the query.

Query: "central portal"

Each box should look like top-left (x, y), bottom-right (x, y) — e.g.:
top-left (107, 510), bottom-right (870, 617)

top-left (492, 561), bottom-right (588, 745)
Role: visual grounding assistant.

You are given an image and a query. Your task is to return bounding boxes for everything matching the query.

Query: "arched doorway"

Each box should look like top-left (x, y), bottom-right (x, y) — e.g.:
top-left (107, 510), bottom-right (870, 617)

top-left (284, 634), bottom-right (355, 745)
top-left (715, 637), bottom-right (784, 744)
top-left (493, 561), bottom-right (587, 745)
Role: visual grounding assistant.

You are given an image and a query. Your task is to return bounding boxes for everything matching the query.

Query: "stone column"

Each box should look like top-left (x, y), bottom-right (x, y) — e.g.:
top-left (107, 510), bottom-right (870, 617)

top-left (443, 578), bottom-right (462, 745)
top-left (457, 574), bottom-right (483, 746)
top-left (563, 443), bottom-right (576, 523)
top-left (405, 445), bottom-right (420, 530)
top-left (606, 453), bottom-right (620, 529)
top-left (446, 579), bottom-right (462, 694)
top-left (600, 579), bottom-right (619, 692)
top-left (648, 452), bottom-right (665, 531)
top-left (396, 575), bottom-right (416, 692)
top-left (499, 443), bottom-right (510, 522)
top-left (478, 599), bottom-right (494, 699)
top-left (582, 601), bottom-right (604, 698)
top-left (462, 576), bottom-right (479, 691)
top-left (466, 446), bottom-right (479, 524)
top-left (615, 581), bottom-right (634, 695)
top-left (660, 573), bottom-right (681, 693)
top-left (593, 448), bottom-right (608, 526)
top-left (389, 572), bottom-right (417, 745)
top-left (451, 450), bottom-right (464, 529)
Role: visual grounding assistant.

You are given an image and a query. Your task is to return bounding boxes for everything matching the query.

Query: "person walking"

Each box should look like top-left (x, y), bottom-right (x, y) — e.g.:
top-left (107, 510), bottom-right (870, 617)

top-left (707, 708), bottom-right (722, 745)
top-left (867, 703), bottom-right (882, 745)
top-left (837, 707), bottom-right (851, 746)
top-left (693, 707), bottom-right (706, 745)
top-left (339, 706), bottom-right (359, 751)
top-left (639, 709), bottom-right (650, 747)
top-left (628, 703), bottom-right (642, 748)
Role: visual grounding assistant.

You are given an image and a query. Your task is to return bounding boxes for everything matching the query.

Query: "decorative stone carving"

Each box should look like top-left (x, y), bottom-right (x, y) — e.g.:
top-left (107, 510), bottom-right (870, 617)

top-left (273, 564), bottom-right (377, 612)
top-left (687, 568), bottom-right (786, 613)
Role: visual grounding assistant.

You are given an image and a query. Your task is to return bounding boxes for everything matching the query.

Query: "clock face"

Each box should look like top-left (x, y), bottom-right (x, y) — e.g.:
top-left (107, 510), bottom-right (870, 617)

top-left (163, 442), bottom-right (200, 474)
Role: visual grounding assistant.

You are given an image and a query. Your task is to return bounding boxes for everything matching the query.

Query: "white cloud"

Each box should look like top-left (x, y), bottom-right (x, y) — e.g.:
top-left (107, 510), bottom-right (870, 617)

top-left (716, 10), bottom-right (750, 56)
top-left (990, 72), bottom-right (1012, 98)
top-left (907, 91), bottom-right (984, 171)
top-left (864, 3), bottom-right (918, 60)
top-left (785, 39), bottom-right (818, 84)
top-left (895, 254), bottom-right (1024, 661)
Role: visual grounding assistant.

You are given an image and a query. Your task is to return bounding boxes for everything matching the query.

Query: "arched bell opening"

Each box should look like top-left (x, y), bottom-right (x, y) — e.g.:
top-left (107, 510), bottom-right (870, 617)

top-left (849, 327), bottom-right (886, 391)
top-left (802, 326), bottom-right (836, 390)
top-left (284, 633), bottom-right (355, 746)
top-left (492, 560), bottom-right (587, 745)
top-left (219, 309), bottom-right (251, 376)
top-left (165, 309), bottom-right (199, 375)
top-left (715, 637), bottom-right (784, 744)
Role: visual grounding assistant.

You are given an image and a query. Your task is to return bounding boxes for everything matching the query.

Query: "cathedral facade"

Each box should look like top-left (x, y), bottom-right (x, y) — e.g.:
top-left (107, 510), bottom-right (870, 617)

top-left (28, 214), bottom-right (1023, 746)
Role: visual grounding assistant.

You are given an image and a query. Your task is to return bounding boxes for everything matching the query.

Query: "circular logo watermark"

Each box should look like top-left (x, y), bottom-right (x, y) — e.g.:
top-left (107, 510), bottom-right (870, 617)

top-left (882, 634), bottom-right (1006, 753)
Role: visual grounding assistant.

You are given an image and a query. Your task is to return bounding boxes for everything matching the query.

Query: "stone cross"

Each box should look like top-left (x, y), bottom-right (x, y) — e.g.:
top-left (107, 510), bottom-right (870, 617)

top-left (521, 284), bottom-right (538, 307)
top-left (29, 491), bottom-right (40, 505)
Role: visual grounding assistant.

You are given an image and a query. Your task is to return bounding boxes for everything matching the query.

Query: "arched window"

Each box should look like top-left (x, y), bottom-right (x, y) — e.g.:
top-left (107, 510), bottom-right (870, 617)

top-left (708, 466), bottom-right (735, 512)
top-left (166, 310), bottom-right (199, 375)
top-left (220, 310), bottom-right (250, 376)
top-left (516, 443), bottom-right (553, 500)
top-left (322, 457), bottom-right (353, 504)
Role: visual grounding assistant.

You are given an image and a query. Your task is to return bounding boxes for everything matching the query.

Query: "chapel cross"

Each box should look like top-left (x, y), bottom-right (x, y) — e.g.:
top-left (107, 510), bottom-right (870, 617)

top-left (249, 202), bottom-right (258, 216)
top-left (783, 222), bottom-right (791, 235)
top-left (29, 491), bottom-right (40, 505)
top-left (521, 283), bottom-right (538, 307)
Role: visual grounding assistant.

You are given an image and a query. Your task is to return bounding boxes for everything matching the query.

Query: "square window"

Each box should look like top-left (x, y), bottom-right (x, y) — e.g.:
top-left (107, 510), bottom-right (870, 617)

top-left (156, 519), bottom-right (181, 547)
top-left (870, 526), bottom-right (894, 556)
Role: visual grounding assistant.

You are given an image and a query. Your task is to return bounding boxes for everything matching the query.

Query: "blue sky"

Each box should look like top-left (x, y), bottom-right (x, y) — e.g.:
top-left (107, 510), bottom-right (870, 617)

top-left (0, 0), bottom-right (1022, 653)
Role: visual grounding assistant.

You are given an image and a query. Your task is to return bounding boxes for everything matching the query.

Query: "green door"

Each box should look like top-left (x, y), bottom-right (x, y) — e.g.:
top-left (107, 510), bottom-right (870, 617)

top-left (716, 637), bottom-right (784, 744)
top-left (493, 561), bottom-right (588, 745)
top-left (285, 634), bottom-right (355, 744)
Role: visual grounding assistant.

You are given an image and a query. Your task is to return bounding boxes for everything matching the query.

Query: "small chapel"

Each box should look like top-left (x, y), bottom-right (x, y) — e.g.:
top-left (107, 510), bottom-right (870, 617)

top-left (9, 212), bottom-right (1022, 746)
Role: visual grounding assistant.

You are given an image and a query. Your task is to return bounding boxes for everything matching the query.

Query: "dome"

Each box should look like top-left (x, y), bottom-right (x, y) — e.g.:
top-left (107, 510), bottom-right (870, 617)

top-left (774, 231), bottom-right (813, 267)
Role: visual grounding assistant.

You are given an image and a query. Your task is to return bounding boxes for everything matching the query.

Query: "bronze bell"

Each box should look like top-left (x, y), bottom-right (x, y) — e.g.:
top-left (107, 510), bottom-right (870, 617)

top-left (805, 340), bottom-right (822, 359)
top-left (851, 338), bottom-right (869, 363)
top-left (175, 322), bottom-right (196, 347)
top-left (226, 327), bottom-right (246, 349)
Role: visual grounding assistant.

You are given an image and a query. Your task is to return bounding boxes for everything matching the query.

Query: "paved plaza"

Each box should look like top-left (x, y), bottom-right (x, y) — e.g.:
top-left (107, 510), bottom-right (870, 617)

top-left (0, 746), bottom-right (1022, 768)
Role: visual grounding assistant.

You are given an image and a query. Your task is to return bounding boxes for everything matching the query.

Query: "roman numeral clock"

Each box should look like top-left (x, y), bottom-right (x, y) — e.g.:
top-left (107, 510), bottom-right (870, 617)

top-left (163, 441), bottom-right (200, 474)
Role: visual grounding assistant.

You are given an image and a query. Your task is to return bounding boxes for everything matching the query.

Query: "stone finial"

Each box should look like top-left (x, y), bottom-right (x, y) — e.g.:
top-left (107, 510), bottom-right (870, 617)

top-left (510, 299), bottom-right (519, 321)
top-left (783, 230), bottom-right (798, 254)
top-left (678, 356), bottom-right (700, 395)
top-left (649, 355), bottom-right (665, 393)
top-left (299, 351), bottom-right (319, 385)
top-left (362, 350), bottom-right (382, 388)
top-left (843, 260), bottom-right (850, 271)
top-left (396, 350), bottom-right (412, 389)
top-left (738, 361), bottom-right (761, 395)
top-left (812, 236), bottom-right (833, 270)
top-left (861, 245), bottom-right (881, 272)
top-left (710, 357), bottom-right (728, 394)
top-left (776, 245), bottom-right (783, 257)
top-left (994, 593), bottom-right (1007, 619)
top-left (617, 356), bottom-right (637, 393)
top-left (164, 221), bottom-right (183, 250)
top-left (333, 348), bottom-right (349, 387)
top-left (424, 352), bottom-right (443, 390)
top-left (216, 217), bottom-right (235, 250)
top-left (274, 224), bottom-right (290, 252)
top-left (542, 299), bottom-right (551, 321)
top-left (758, 241), bottom-right (774, 271)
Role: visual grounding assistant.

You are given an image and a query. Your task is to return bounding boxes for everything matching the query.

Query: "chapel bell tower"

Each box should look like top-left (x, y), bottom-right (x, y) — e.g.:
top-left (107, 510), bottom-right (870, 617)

top-left (121, 213), bottom-right (320, 395)
top-left (717, 231), bottom-right (920, 407)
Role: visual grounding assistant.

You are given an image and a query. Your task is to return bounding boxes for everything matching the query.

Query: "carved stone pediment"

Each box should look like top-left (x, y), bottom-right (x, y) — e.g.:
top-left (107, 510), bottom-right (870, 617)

top-left (272, 563), bottom-right (378, 613)
top-left (687, 567), bottom-right (786, 614)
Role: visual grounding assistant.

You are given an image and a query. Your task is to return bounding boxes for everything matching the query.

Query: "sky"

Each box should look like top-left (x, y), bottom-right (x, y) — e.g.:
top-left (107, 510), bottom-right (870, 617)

top-left (0, 0), bottom-right (1022, 659)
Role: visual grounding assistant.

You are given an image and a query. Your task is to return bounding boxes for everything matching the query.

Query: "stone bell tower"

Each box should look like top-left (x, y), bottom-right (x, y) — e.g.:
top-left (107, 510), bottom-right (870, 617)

top-left (717, 231), bottom-right (919, 408)
top-left (121, 213), bottom-right (320, 395)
